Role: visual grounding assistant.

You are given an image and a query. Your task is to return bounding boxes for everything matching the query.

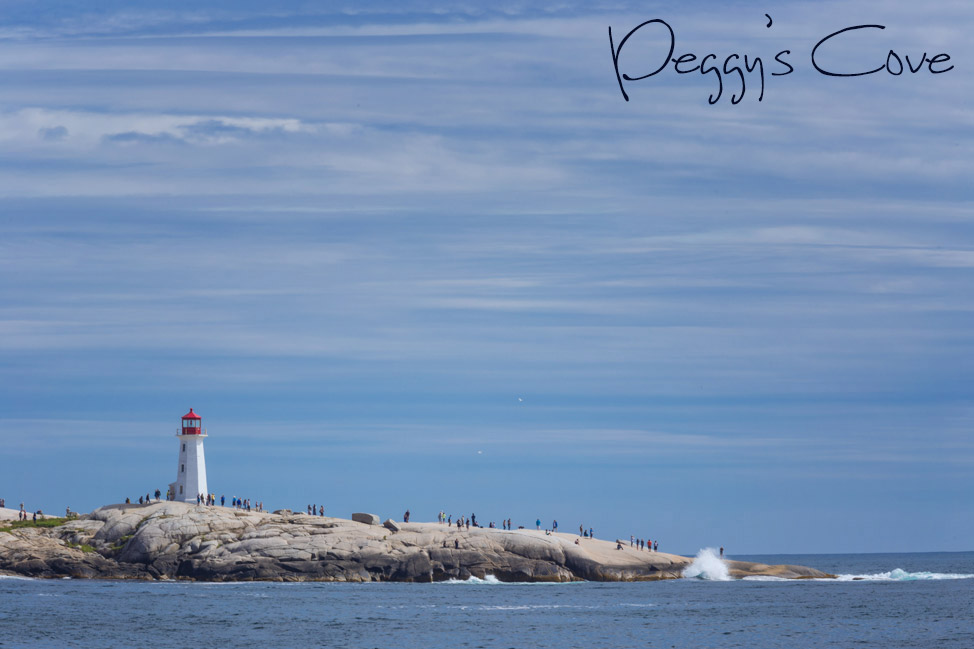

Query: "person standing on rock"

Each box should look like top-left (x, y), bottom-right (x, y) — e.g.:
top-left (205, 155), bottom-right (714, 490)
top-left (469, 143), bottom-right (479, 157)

top-left (654, 540), bottom-right (658, 551)
top-left (553, 520), bottom-right (558, 532)
top-left (579, 524), bottom-right (583, 536)
top-left (720, 547), bottom-right (724, 558)
top-left (536, 518), bottom-right (541, 530)
top-left (404, 510), bottom-right (410, 523)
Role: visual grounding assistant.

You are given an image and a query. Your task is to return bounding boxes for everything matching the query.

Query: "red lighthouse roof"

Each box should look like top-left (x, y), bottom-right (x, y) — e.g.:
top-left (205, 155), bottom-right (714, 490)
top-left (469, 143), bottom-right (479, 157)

top-left (182, 408), bottom-right (201, 420)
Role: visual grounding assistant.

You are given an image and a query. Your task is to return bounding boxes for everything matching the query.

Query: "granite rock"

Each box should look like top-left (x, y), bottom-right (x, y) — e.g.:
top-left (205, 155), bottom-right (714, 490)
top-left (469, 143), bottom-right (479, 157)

top-left (352, 513), bottom-right (380, 526)
top-left (0, 502), bottom-right (835, 582)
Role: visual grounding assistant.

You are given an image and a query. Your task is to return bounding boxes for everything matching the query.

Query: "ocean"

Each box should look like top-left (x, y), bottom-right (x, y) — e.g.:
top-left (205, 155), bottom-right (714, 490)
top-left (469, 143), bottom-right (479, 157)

top-left (1, 551), bottom-right (971, 648)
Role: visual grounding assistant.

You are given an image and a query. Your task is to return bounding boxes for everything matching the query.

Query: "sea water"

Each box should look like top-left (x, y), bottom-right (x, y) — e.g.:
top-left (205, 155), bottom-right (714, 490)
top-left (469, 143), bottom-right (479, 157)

top-left (1, 552), bottom-right (971, 648)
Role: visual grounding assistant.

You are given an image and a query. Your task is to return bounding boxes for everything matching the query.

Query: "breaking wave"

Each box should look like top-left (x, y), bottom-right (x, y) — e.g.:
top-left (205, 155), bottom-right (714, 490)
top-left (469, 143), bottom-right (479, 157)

top-left (741, 575), bottom-right (790, 582)
top-left (834, 568), bottom-right (974, 582)
top-left (683, 548), bottom-right (731, 581)
top-left (441, 575), bottom-right (503, 585)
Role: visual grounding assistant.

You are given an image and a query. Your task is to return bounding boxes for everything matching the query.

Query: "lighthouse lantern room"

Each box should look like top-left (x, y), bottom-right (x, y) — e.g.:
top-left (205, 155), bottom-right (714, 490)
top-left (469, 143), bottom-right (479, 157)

top-left (168, 408), bottom-right (209, 503)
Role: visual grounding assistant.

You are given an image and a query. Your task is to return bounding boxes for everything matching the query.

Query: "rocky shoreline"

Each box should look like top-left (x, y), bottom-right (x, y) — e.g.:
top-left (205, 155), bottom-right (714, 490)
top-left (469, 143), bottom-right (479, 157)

top-left (0, 502), bottom-right (833, 582)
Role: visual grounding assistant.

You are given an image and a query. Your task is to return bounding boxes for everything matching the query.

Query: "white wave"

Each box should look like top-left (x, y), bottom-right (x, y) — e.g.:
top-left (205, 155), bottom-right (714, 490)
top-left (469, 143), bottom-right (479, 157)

top-left (438, 575), bottom-right (579, 585)
top-left (741, 575), bottom-right (790, 582)
top-left (441, 574), bottom-right (503, 584)
top-left (683, 548), bottom-right (731, 581)
top-left (0, 574), bottom-right (34, 581)
top-left (834, 568), bottom-right (974, 582)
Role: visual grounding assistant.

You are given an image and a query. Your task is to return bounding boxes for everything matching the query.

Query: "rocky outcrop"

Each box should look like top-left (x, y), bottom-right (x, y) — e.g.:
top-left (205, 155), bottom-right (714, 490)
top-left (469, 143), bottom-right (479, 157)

top-left (725, 560), bottom-right (830, 579)
top-left (351, 513), bottom-right (380, 526)
top-left (0, 502), bottom-right (834, 582)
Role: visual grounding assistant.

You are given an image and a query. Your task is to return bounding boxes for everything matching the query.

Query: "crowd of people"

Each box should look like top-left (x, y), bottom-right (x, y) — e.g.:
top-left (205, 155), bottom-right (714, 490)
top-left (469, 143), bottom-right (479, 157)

top-left (627, 535), bottom-right (659, 552)
top-left (3, 494), bottom-right (663, 554)
top-left (2, 497), bottom-right (71, 521)
top-left (233, 497), bottom-right (261, 512)
top-left (433, 511), bottom-right (517, 531)
top-left (9, 502), bottom-right (36, 522)
top-left (425, 512), bottom-right (617, 544)
top-left (124, 491), bottom-right (263, 513)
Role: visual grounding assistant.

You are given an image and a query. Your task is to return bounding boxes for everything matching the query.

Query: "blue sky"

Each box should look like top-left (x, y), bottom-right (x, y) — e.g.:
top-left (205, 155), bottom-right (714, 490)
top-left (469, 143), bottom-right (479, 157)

top-left (1, 1), bottom-right (971, 554)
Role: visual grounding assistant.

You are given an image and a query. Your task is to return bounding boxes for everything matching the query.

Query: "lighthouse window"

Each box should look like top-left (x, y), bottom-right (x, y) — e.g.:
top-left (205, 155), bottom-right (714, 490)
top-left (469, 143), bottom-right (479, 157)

top-left (181, 464), bottom-right (185, 473)
top-left (182, 444), bottom-right (186, 452)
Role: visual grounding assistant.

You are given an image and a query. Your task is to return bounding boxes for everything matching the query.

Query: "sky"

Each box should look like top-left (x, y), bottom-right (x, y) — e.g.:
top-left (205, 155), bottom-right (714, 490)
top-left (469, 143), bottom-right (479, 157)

top-left (0, 1), bottom-right (971, 555)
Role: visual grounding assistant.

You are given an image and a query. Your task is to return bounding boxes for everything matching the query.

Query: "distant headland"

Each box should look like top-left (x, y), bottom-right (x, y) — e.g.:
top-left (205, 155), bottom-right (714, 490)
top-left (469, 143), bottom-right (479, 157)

top-left (1, 501), bottom-right (833, 582)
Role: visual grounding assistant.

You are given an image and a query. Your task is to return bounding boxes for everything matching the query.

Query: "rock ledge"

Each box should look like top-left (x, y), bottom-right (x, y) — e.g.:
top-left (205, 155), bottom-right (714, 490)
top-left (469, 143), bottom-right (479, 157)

top-left (0, 502), bottom-right (834, 582)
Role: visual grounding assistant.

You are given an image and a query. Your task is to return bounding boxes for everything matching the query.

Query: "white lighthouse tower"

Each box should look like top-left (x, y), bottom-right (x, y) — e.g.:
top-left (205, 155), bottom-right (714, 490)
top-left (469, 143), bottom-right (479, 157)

top-left (168, 408), bottom-right (208, 503)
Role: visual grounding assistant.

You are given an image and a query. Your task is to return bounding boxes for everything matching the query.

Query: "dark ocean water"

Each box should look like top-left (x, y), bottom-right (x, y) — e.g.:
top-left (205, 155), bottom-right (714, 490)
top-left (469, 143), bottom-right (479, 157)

top-left (1, 552), bottom-right (971, 649)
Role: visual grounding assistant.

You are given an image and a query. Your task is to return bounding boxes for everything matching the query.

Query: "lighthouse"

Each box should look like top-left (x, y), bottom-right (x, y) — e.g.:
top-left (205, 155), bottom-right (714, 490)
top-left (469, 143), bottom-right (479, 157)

top-left (168, 408), bottom-right (208, 503)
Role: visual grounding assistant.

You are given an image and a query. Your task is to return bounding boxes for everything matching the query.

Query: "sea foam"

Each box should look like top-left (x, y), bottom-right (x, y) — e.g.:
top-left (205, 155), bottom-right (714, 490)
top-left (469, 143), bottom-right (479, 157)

top-left (683, 548), bottom-right (731, 581)
top-left (834, 568), bottom-right (974, 582)
top-left (442, 575), bottom-right (503, 585)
